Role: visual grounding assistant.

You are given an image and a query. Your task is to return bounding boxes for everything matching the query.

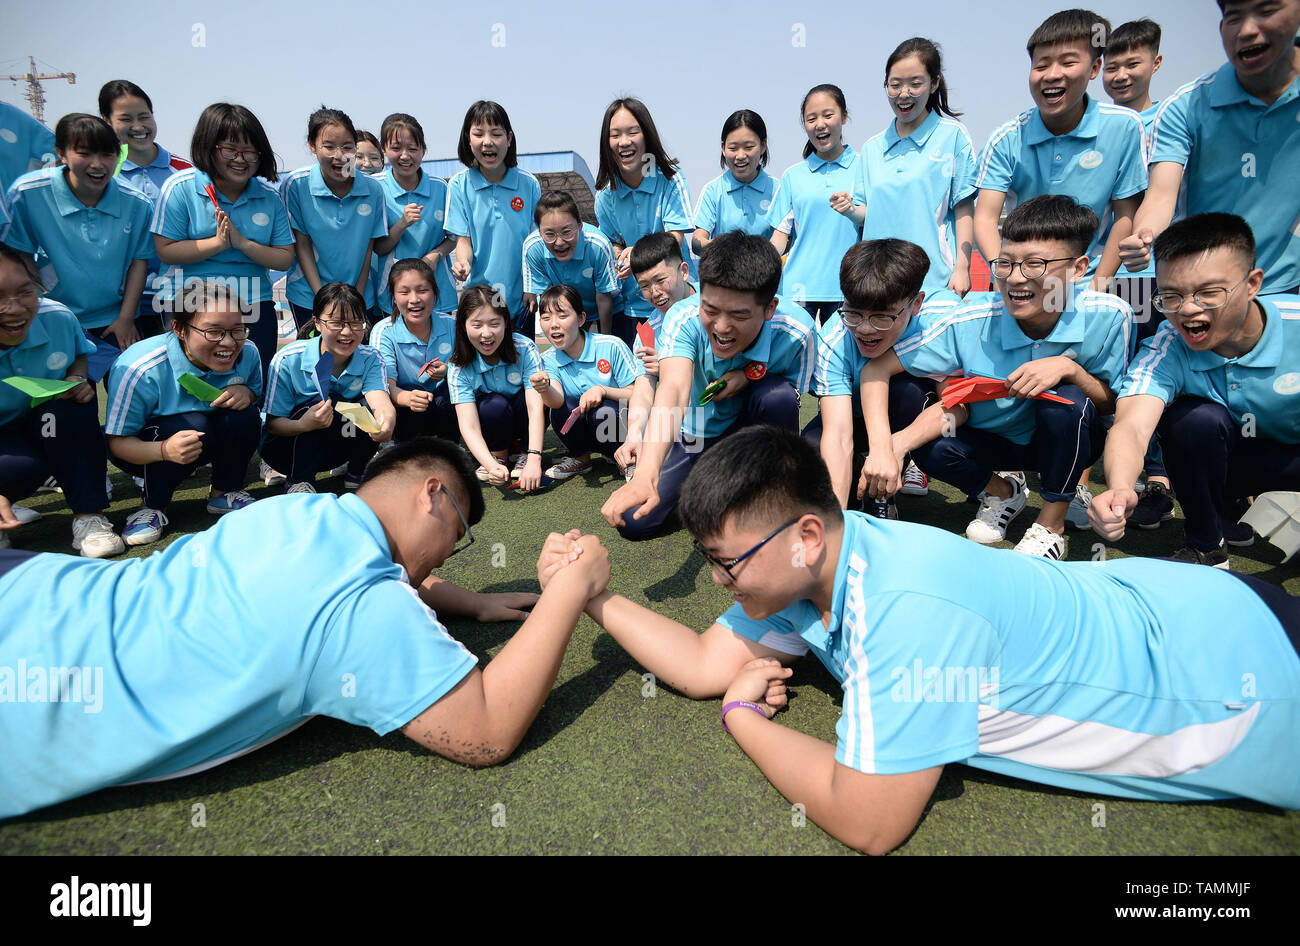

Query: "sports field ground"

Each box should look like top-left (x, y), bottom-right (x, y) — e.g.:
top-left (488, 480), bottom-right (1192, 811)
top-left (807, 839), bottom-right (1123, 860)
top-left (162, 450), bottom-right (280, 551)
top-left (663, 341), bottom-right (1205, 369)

top-left (2, 396), bottom-right (1297, 855)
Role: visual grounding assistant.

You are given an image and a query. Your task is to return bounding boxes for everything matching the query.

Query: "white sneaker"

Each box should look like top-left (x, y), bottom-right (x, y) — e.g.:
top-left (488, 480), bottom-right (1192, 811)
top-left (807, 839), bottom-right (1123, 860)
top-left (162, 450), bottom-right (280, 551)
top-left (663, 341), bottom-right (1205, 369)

top-left (71, 514), bottom-right (125, 558)
top-left (261, 459), bottom-right (286, 487)
top-left (286, 481), bottom-right (317, 495)
top-left (1013, 522), bottom-right (1065, 560)
top-left (37, 476), bottom-right (61, 494)
top-left (545, 454), bottom-right (593, 480)
top-left (1064, 483), bottom-right (1093, 530)
top-left (510, 453), bottom-right (530, 479)
top-left (966, 473), bottom-right (1028, 544)
top-left (899, 461), bottom-right (928, 496)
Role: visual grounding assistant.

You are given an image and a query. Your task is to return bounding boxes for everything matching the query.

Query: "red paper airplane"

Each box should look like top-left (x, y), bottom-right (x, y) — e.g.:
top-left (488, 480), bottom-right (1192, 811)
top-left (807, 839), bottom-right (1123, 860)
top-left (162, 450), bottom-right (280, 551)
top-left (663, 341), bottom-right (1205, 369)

top-left (940, 375), bottom-right (1073, 409)
top-left (635, 321), bottom-right (655, 348)
top-left (204, 184), bottom-right (222, 212)
top-left (560, 407), bottom-right (581, 434)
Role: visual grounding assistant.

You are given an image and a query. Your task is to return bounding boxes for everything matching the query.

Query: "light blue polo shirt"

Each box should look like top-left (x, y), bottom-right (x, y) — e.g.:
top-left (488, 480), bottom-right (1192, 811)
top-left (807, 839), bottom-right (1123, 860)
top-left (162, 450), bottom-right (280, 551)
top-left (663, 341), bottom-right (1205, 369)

top-left (812, 307), bottom-right (926, 417)
top-left (976, 96), bottom-right (1148, 269)
top-left (694, 168), bottom-right (777, 240)
top-left (0, 103), bottom-right (55, 195)
top-left (1150, 62), bottom-right (1300, 294)
top-left (893, 288), bottom-right (1132, 444)
top-left (853, 113), bottom-right (978, 295)
top-left (104, 332), bottom-right (263, 436)
top-left (522, 222), bottom-right (621, 319)
top-left (766, 146), bottom-right (861, 302)
top-left (371, 169), bottom-right (459, 317)
top-left (0, 492), bottom-right (479, 819)
top-left (445, 166), bottom-right (541, 315)
top-left (281, 164), bottom-right (389, 310)
top-left (4, 167), bottom-right (154, 330)
top-left (539, 331), bottom-right (643, 399)
top-left (370, 313), bottom-right (457, 393)
top-left (1121, 294), bottom-right (1300, 443)
top-left (119, 146), bottom-right (191, 301)
top-left (265, 338), bottom-right (387, 418)
top-left (718, 510), bottom-right (1300, 807)
top-left (660, 294), bottom-right (816, 438)
top-left (0, 299), bottom-right (96, 426)
top-left (595, 166), bottom-right (695, 319)
top-left (152, 168), bottom-right (293, 305)
top-left (446, 333), bottom-right (542, 404)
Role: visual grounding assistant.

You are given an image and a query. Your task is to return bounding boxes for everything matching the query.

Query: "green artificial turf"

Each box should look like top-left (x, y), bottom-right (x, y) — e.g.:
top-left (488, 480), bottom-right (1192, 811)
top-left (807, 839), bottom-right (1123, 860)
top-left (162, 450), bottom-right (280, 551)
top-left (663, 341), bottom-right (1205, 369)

top-left (2, 395), bottom-right (1297, 855)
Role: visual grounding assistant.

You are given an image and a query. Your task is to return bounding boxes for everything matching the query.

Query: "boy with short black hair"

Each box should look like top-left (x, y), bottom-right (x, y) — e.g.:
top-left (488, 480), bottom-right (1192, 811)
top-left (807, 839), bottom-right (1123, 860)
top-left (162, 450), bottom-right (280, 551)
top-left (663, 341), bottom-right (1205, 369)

top-left (1103, 18), bottom-right (1165, 131)
top-left (804, 239), bottom-right (941, 510)
top-left (602, 231), bottom-right (815, 541)
top-left (975, 8), bottom-right (1148, 288)
top-left (859, 195), bottom-right (1132, 560)
top-left (1121, 0), bottom-right (1300, 295)
top-left (629, 231), bottom-right (696, 332)
top-left (1093, 213), bottom-right (1300, 566)
top-left (571, 425), bottom-right (1300, 853)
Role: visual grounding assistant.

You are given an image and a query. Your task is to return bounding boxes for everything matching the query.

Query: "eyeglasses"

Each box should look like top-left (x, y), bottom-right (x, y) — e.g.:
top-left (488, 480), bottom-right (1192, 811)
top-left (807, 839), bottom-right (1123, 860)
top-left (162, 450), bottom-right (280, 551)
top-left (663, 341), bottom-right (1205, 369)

top-left (215, 145), bottom-right (260, 163)
top-left (841, 295), bottom-right (915, 331)
top-left (316, 318), bottom-right (368, 332)
top-left (989, 256), bottom-right (1077, 280)
top-left (185, 324), bottom-right (248, 343)
top-left (541, 227), bottom-right (578, 243)
top-left (0, 286), bottom-right (40, 311)
top-left (1151, 273), bottom-right (1250, 315)
top-left (316, 142), bottom-right (357, 156)
top-left (693, 517), bottom-right (800, 582)
top-left (441, 485), bottom-right (474, 558)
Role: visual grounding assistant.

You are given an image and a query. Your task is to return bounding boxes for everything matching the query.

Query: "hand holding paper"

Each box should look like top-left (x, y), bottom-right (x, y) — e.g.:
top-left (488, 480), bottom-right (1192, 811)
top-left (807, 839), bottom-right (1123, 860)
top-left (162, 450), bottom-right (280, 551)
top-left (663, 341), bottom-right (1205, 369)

top-left (177, 374), bottom-right (223, 403)
top-left (336, 401), bottom-right (380, 433)
top-left (939, 375), bottom-right (1072, 409)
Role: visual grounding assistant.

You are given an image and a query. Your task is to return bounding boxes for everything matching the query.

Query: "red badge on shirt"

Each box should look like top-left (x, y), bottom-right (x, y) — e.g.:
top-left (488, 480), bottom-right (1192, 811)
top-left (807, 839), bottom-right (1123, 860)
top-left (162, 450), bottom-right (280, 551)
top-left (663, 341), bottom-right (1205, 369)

top-left (744, 361), bottom-right (767, 380)
top-left (597, 358), bottom-right (612, 374)
top-left (511, 196), bottom-right (525, 211)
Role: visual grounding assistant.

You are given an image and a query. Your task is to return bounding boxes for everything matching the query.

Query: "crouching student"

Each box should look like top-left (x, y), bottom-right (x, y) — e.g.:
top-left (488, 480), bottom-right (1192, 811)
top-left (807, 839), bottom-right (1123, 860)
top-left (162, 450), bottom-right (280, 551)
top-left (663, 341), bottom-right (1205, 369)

top-left (601, 231), bottom-right (816, 540)
top-left (858, 195), bottom-right (1132, 559)
top-left (523, 190), bottom-right (621, 339)
top-left (105, 278), bottom-right (264, 546)
top-left (0, 246), bottom-right (123, 557)
top-left (370, 259), bottom-right (458, 443)
top-left (445, 284), bottom-right (547, 491)
top-left (804, 239), bottom-right (941, 512)
top-left (1091, 213), bottom-right (1300, 567)
top-left (262, 283), bottom-right (394, 494)
top-left (0, 437), bottom-right (608, 819)
top-left (532, 285), bottom-right (650, 481)
top-left (575, 426), bottom-right (1300, 854)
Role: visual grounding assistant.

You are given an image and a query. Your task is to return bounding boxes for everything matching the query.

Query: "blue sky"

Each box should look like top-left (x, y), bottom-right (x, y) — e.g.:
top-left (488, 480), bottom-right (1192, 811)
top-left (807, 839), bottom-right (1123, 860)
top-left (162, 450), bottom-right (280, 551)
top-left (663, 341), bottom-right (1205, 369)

top-left (4, 0), bottom-right (1229, 193)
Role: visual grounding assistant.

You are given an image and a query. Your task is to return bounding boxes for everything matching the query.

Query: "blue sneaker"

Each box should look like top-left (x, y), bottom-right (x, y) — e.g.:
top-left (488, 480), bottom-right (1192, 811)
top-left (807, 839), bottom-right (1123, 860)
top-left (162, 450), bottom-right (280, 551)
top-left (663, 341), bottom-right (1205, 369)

top-left (123, 507), bottom-right (168, 546)
top-left (206, 489), bottom-right (255, 515)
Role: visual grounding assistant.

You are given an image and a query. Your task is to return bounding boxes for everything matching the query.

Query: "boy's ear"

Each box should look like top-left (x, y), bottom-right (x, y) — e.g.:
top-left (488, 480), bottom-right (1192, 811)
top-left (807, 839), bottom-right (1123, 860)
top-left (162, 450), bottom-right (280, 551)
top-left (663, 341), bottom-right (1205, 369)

top-left (677, 261), bottom-right (689, 281)
top-left (1071, 254), bottom-right (1090, 283)
top-left (1088, 57), bottom-right (1102, 80)
top-left (1152, 53), bottom-right (1163, 74)
top-left (764, 297), bottom-right (779, 321)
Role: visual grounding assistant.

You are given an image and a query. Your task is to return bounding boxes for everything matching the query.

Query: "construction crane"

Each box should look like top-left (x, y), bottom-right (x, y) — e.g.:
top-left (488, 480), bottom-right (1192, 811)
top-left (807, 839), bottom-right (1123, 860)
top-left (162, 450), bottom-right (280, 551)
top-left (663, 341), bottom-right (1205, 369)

top-left (2, 57), bottom-right (75, 124)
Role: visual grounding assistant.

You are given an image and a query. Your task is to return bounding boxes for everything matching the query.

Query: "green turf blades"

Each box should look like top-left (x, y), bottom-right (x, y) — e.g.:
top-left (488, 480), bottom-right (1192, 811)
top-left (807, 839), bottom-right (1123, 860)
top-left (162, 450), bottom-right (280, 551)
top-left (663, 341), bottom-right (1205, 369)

top-left (2, 375), bottom-right (82, 407)
top-left (178, 374), bottom-right (223, 403)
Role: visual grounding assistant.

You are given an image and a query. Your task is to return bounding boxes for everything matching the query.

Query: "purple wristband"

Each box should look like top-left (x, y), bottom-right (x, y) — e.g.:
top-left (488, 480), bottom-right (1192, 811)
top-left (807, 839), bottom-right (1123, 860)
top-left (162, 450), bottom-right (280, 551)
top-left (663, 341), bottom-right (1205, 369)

top-left (721, 700), bottom-right (767, 734)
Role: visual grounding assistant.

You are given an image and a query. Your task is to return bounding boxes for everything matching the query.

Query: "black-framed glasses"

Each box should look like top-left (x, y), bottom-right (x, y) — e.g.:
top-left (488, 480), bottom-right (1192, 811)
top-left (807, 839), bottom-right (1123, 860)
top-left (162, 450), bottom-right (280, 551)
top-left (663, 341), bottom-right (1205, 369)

top-left (185, 324), bottom-right (248, 343)
top-left (1152, 273), bottom-right (1250, 315)
top-left (441, 485), bottom-right (474, 558)
top-left (214, 144), bottom-right (259, 163)
top-left (316, 317), bottom-right (368, 332)
top-left (841, 294), bottom-right (915, 331)
top-left (693, 517), bottom-right (800, 582)
top-left (990, 256), bottom-right (1076, 280)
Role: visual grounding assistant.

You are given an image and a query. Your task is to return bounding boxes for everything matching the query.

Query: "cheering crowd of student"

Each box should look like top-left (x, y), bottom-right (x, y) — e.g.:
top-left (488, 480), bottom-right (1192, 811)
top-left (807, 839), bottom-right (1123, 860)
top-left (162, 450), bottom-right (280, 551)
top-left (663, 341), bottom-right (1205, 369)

top-left (1, 4), bottom-right (1298, 571)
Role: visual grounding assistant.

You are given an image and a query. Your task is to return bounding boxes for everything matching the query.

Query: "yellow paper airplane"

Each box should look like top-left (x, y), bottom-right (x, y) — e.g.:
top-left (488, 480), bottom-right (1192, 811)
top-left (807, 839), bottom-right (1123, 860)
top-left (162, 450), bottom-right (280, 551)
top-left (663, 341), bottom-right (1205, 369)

top-left (336, 401), bottom-right (380, 434)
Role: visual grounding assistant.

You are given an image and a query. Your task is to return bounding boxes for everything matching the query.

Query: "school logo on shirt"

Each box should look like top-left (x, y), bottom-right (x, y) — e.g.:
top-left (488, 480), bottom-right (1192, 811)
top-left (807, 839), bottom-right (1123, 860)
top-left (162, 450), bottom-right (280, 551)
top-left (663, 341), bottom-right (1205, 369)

top-left (597, 358), bottom-right (612, 375)
top-left (582, 268), bottom-right (594, 279)
top-left (759, 199), bottom-right (771, 211)
top-left (357, 204), bottom-right (373, 216)
top-left (1274, 372), bottom-right (1300, 396)
top-left (744, 361), bottom-right (767, 380)
top-left (46, 352), bottom-right (69, 371)
top-left (1078, 151), bottom-right (1104, 169)
top-left (507, 371), bottom-right (522, 384)
top-left (348, 378), bottom-right (362, 392)
top-left (251, 212), bottom-right (271, 227)
top-left (230, 376), bottom-right (244, 385)
top-left (511, 196), bottom-right (525, 211)
top-left (0, 128), bottom-right (16, 144)
top-left (439, 342), bottom-right (453, 355)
